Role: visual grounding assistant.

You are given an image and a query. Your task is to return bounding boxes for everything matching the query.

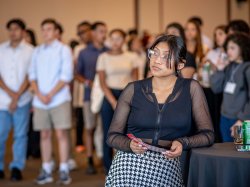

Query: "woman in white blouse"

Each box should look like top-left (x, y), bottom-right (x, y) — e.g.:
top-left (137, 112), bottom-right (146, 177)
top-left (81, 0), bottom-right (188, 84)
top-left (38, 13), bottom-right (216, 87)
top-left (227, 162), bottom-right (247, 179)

top-left (128, 37), bottom-right (147, 80)
top-left (96, 29), bottom-right (138, 174)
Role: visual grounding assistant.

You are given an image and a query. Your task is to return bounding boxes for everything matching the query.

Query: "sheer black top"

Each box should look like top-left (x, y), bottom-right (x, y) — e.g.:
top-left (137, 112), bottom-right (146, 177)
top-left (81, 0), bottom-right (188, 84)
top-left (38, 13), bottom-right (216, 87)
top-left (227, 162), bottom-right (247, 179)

top-left (107, 77), bottom-right (214, 152)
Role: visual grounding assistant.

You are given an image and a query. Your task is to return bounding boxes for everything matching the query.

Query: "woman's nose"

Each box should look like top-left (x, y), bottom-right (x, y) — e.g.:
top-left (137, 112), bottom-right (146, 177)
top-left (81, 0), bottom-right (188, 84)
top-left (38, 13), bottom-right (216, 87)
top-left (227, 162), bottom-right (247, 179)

top-left (154, 56), bottom-right (162, 64)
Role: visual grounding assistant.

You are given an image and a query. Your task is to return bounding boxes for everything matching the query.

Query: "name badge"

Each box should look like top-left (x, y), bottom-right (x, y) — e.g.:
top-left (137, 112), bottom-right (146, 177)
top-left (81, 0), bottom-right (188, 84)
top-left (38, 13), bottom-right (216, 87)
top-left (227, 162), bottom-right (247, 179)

top-left (224, 82), bottom-right (236, 94)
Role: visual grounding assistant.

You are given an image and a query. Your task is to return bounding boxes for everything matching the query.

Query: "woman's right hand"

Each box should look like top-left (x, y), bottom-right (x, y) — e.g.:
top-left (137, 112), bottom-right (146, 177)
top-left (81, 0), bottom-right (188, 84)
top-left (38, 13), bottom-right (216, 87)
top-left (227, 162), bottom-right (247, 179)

top-left (111, 100), bottom-right (117, 110)
top-left (130, 139), bottom-right (148, 154)
top-left (216, 53), bottom-right (229, 71)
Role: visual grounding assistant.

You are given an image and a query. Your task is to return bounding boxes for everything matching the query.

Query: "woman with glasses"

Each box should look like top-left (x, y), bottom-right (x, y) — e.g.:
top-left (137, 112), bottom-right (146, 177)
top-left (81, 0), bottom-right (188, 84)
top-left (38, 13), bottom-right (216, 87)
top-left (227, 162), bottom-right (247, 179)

top-left (105, 35), bottom-right (214, 186)
top-left (96, 29), bottom-right (138, 174)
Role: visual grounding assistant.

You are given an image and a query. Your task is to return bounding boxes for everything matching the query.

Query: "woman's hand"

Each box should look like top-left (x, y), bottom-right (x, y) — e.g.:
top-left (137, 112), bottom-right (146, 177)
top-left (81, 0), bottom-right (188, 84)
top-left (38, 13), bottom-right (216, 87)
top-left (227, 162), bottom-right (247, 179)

top-left (216, 53), bottom-right (229, 71)
top-left (162, 140), bottom-right (183, 159)
top-left (111, 100), bottom-right (117, 110)
top-left (205, 60), bottom-right (217, 72)
top-left (130, 139), bottom-right (148, 154)
top-left (230, 120), bottom-right (242, 137)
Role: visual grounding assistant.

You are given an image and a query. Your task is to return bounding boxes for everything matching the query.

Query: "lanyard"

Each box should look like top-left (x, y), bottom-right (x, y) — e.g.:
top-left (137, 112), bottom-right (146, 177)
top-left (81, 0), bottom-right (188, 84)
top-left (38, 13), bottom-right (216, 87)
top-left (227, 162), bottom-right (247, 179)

top-left (229, 64), bottom-right (241, 82)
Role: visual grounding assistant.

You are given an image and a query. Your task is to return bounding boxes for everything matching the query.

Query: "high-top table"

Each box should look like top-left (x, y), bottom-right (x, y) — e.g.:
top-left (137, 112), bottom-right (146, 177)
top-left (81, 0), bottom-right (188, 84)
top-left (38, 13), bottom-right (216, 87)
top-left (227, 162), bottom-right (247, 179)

top-left (187, 143), bottom-right (250, 187)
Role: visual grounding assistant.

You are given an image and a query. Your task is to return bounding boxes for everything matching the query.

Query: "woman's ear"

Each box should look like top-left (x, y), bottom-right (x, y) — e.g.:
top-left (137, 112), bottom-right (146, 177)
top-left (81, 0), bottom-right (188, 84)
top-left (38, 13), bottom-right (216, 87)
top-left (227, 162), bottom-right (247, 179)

top-left (177, 60), bottom-right (185, 71)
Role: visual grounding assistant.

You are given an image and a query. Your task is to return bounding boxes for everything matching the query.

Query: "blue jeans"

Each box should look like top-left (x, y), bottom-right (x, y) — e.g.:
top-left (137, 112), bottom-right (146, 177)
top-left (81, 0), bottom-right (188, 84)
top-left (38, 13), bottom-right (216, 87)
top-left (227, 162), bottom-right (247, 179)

top-left (220, 115), bottom-right (237, 142)
top-left (101, 89), bottom-right (122, 174)
top-left (0, 103), bottom-right (31, 170)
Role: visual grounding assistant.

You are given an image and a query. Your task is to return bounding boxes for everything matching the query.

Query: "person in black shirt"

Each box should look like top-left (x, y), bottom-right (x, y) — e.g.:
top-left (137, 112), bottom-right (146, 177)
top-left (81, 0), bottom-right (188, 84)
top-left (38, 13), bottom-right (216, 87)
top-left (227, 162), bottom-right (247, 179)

top-left (226, 19), bottom-right (250, 35)
top-left (105, 35), bottom-right (214, 187)
top-left (165, 22), bottom-right (197, 78)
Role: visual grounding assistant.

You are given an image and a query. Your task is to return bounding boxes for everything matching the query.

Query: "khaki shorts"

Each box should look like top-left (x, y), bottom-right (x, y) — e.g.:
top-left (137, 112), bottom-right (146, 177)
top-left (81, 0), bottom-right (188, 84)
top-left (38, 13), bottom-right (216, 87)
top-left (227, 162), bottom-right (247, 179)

top-left (33, 102), bottom-right (72, 131)
top-left (83, 101), bottom-right (101, 130)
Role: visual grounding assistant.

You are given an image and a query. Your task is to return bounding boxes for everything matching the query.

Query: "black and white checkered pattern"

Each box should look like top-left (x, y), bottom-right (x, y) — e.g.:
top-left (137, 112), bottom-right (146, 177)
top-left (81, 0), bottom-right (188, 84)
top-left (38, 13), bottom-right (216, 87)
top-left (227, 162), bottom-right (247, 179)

top-left (105, 150), bottom-right (184, 187)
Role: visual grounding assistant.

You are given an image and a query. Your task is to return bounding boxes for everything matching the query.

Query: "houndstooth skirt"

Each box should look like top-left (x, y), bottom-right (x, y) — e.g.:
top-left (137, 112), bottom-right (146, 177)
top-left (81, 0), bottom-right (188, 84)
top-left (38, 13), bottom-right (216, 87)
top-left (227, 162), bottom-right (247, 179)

top-left (105, 150), bottom-right (184, 187)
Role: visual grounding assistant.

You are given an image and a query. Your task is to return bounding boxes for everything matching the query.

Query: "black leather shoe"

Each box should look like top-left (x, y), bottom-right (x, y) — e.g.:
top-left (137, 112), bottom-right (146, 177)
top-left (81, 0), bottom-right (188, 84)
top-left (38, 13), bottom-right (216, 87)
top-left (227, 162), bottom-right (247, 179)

top-left (0, 170), bottom-right (5, 179)
top-left (10, 167), bottom-right (22, 181)
top-left (85, 165), bottom-right (97, 175)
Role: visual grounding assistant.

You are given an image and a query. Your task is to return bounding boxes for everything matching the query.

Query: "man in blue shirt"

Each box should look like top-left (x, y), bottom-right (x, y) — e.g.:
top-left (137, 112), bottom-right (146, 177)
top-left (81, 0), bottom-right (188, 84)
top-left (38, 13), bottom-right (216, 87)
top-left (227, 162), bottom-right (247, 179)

top-left (73, 21), bottom-right (92, 154)
top-left (29, 19), bottom-right (73, 185)
top-left (77, 22), bottom-right (108, 174)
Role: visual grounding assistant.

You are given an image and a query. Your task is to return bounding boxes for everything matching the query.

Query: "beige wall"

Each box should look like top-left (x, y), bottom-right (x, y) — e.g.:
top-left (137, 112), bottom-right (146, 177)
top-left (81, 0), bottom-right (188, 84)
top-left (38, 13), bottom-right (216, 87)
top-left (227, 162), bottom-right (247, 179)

top-left (231, 0), bottom-right (249, 22)
top-left (139, 0), bottom-right (227, 37)
top-left (0, 0), bottom-right (134, 43)
top-left (139, 0), bottom-right (249, 38)
top-left (139, 0), bottom-right (160, 34)
top-left (0, 0), bottom-right (249, 44)
top-left (162, 0), bottom-right (227, 38)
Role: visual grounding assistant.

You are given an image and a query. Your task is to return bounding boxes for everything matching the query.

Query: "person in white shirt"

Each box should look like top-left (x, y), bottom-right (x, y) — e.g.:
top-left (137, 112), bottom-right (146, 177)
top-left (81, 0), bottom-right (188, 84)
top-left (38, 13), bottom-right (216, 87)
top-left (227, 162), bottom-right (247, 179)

top-left (128, 37), bottom-right (147, 80)
top-left (205, 25), bottom-right (228, 70)
top-left (202, 25), bottom-right (228, 142)
top-left (0, 19), bottom-right (33, 181)
top-left (55, 20), bottom-right (78, 172)
top-left (29, 19), bottom-right (73, 185)
top-left (97, 29), bottom-right (138, 173)
top-left (188, 16), bottom-right (213, 49)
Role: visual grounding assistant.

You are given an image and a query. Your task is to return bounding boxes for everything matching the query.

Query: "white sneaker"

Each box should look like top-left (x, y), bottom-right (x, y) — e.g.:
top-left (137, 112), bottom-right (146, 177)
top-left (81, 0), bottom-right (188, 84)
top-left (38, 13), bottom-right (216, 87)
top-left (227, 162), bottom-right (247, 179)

top-left (57, 170), bottom-right (72, 185)
top-left (35, 169), bottom-right (53, 185)
top-left (68, 159), bottom-right (77, 171)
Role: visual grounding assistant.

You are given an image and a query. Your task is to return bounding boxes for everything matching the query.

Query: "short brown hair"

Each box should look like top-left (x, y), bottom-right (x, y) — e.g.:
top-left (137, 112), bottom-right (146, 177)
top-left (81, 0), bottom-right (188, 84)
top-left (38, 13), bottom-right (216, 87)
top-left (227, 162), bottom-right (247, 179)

top-left (41, 18), bottom-right (57, 29)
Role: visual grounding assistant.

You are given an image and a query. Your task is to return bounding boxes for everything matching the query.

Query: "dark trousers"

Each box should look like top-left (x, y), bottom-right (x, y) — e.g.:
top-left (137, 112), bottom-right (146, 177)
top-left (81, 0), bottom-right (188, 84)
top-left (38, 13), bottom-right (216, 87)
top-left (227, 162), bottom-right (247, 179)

top-left (75, 107), bottom-right (84, 146)
top-left (27, 112), bottom-right (40, 158)
top-left (203, 87), bottom-right (223, 143)
top-left (101, 89), bottom-right (123, 173)
top-left (220, 115), bottom-right (236, 142)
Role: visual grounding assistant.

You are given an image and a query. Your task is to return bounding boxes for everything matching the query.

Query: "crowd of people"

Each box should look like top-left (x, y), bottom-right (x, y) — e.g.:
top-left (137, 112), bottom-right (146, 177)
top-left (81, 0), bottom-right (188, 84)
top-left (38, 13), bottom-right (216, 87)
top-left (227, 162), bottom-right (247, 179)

top-left (0, 16), bottom-right (249, 186)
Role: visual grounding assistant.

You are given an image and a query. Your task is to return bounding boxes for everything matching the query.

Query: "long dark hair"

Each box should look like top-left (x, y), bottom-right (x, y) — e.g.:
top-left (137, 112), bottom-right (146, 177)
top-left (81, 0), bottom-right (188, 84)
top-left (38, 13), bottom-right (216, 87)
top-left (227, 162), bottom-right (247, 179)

top-left (186, 20), bottom-right (204, 63)
top-left (224, 33), bottom-right (250, 62)
top-left (166, 22), bottom-right (186, 42)
top-left (213, 25), bottom-right (227, 49)
top-left (226, 20), bottom-right (250, 35)
top-left (25, 29), bottom-right (37, 46)
top-left (148, 34), bottom-right (186, 75)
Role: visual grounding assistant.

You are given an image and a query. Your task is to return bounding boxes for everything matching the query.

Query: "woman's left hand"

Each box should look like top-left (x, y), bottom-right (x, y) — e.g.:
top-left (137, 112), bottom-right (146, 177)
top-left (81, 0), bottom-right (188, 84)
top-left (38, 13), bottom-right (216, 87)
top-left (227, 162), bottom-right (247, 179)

top-left (162, 140), bottom-right (183, 159)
